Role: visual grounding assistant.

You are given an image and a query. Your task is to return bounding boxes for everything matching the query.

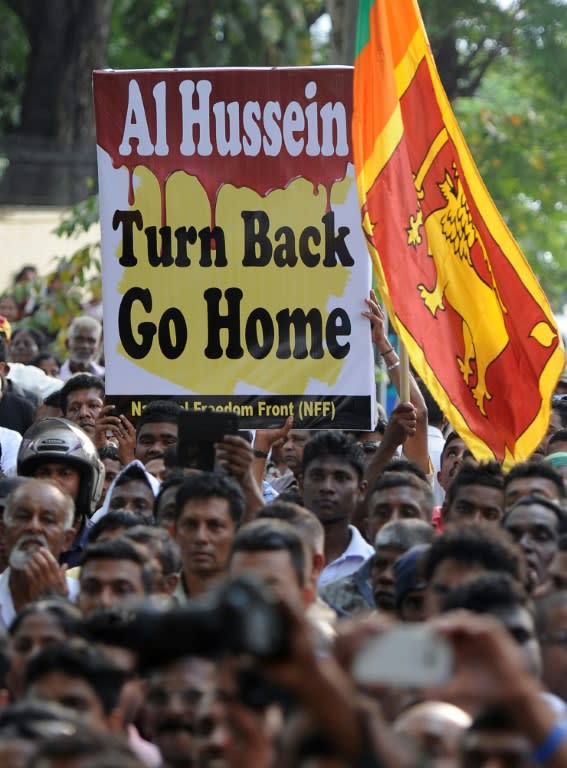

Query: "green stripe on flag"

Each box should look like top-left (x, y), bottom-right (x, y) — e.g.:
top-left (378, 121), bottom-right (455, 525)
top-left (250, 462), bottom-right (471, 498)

top-left (354, 0), bottom-right (375, 59)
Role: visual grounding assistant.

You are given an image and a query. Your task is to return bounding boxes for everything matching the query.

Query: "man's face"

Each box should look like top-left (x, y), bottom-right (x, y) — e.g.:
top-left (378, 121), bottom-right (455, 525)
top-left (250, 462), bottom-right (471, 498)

top-left (425, 559), bottom-right (488, 617)
top-left (156, 484), bottom-right (181, 528)
top-left (135, 421), bottom-right (178, 464)
top-left (8, 611), bottom-right (71, 699)
top-left (145, 657), bottom-right (214, 768)
top-left (438, 438), bottom-right (468, 491)
top-left (67, 326), bottom-right (101, 366)
top-left (32, 462), bottom-right (81, 504)
top-left (495, 605), bottom-right (541, 679)
top-left (371, 545), bottom-right (404, 612)
top-left (100, 457), bottom-right (121, 505)
top-left (192, 690), bottom-right (231, 768)
top-left (301, 457), bottom-right (365, 525)
top-left (504, 475), bottom-right (561, 509)
top-left (107, 479), bottom-right (155, 520)
top-left (4, 481), bottom-right (73, 561)
top-left (539, 409), bottom-right (565, 454)
top-left (367, 484), bottom-right (428, 541)
top-left (540, 601), bottom-right (567, 702)
top-left (64, 387), bottom-right (104, 439)
top-left (503, 504), bottom-right (559, 590)
top-left (282, 430), bottom-right (310, 473)
top-left (446, 484), bottom-right (504, 526)
top-left (230, 548), bottom-right (305, 605)
top-left (174, 497), bottom-right (236, 577)
top-left (27, 671), bottom-right (109, 732)
top-left (78, 557), bottom-right (147, 615)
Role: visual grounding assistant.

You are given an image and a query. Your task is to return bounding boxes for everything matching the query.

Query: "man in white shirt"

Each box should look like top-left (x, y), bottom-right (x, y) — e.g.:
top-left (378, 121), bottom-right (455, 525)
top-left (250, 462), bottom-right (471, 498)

top-left (0, 478), bottom-right (78, 629)
top-left (301, 431), bottom-right (374, 586)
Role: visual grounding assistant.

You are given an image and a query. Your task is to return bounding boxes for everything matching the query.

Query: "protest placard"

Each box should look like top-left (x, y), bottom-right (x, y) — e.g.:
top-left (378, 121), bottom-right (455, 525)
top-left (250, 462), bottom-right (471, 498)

top-left (94, 67), bottom-right (376, 428)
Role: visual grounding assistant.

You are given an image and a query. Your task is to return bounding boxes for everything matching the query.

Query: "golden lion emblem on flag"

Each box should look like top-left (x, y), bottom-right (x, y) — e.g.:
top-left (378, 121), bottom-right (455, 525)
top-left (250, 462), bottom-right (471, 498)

top-left (407, 161), bottom-right (509, 416)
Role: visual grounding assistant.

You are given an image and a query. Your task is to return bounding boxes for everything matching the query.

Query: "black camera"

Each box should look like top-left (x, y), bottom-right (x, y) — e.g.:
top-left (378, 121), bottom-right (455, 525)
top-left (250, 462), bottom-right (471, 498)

top-left (83, 574), bottom-right (289, 669)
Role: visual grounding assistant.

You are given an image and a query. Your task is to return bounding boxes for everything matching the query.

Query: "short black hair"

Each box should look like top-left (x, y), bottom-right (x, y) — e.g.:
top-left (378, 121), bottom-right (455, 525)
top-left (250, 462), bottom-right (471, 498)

top-left (80, 537), bottom-right (154, 593)
top-left (8, 598), bottom-right (81, 638)
top-left (25, 643), bottom-right (125, 715)
top-left (59, 373), bottom-right (105, 414)
top-left (29, 351), bottom-right (61, 369)
top-left (380, 457), bottom-right (428, 483)
top-left (138, 400), bottom-right (182, 428)
top-left (441, 571), bottom-right (529, 615)
top-left (125, 525), bottom-right (181, 576)
top-left (370, 471), bottom-right (434, 520)
top-left (424, 524), bottom-right (525, 584)
top-left (257, 501), bottom-right (324, 553)
top-left (230, 519), bottom-right (305, 586)
top-left (302, 431), bottom-right (365, 481)
top-left (88, 510), bottom-right (147, 543)
top-left (446, 461), bottom-right (504, 509)
top-left (12, 326), bottom-right (47, 350)
top-left (174, 471), bottom-right (245, 527)
top-left (504, 460), bottom-right (565, 499)
top-left (154, 470), bottom-right (185, 520)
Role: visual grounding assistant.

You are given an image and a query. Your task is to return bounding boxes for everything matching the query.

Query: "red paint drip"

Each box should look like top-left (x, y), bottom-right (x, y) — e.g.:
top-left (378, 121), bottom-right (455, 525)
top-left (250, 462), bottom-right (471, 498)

top-left (127, 167), bottom-right (134, 206)
top-left (94, 69), bottom-right (353, 231)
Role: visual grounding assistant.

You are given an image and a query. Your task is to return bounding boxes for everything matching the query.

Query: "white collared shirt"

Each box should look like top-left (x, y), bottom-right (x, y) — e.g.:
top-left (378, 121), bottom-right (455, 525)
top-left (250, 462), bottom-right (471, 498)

top-left (59, 359), bottom-right (105, 382)
top-left (0, 567), bottom-right (79, 630)
top-left (319, 525), bottom-right (374, 586)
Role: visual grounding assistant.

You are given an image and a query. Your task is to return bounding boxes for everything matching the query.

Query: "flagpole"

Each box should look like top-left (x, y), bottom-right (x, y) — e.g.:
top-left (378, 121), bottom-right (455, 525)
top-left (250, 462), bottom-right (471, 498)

top-left (399, 343), bottom-right (410, 402)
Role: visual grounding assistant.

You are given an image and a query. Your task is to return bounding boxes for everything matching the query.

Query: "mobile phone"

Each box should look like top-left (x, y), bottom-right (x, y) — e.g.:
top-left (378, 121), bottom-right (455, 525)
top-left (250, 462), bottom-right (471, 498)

top-left (351, 623), bottom-right (453, 688)
top-left (177, 410), bottom-right (240, 471)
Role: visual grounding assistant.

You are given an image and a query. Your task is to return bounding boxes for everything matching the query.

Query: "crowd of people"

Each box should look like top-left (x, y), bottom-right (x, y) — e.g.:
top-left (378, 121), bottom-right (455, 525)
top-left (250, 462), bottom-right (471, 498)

top-left (0, 279), bottom-right (565, 767)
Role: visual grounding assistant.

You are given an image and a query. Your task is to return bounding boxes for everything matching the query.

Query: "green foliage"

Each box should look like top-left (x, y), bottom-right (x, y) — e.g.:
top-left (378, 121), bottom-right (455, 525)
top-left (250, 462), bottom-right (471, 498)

top-left (0, 3), bottom-right (28, 131)
top-left (14, 243), bottom-right (101, 359)
top-left (54, 191), bottom-right (100, 239)
top-left (445, 20), bottom-right (567, 306)
top-left (108, 0), bottom-right (322, 69)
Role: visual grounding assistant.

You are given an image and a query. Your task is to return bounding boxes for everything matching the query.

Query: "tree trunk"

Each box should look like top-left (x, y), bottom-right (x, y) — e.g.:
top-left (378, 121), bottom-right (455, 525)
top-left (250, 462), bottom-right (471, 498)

top-left (0, 0), bottom-right (112, 204)
top-left (326, 0), bottom-right (358, 64)
top-left (16, 0), bottom-right (112, 147)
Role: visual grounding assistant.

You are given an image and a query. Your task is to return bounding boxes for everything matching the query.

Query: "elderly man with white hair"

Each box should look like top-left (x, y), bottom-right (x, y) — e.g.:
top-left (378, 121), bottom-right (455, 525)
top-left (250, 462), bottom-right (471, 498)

top-left (0, 479), bottom-right (78, 628)
top-left (60, 315), bottom-right (104, 380)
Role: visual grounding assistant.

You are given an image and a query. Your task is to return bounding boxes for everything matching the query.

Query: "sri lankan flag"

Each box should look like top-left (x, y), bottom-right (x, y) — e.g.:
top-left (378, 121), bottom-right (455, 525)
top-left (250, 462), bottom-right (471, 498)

top-left (353, 0), bottom-right (564, 464)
